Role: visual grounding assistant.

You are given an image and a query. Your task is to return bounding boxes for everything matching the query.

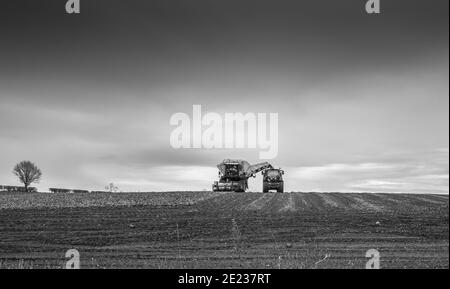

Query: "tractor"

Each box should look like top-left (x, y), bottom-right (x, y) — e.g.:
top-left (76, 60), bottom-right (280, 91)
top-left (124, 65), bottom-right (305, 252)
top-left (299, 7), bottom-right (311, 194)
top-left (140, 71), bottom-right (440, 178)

top-left (262, 168), bottom-right (284, 193)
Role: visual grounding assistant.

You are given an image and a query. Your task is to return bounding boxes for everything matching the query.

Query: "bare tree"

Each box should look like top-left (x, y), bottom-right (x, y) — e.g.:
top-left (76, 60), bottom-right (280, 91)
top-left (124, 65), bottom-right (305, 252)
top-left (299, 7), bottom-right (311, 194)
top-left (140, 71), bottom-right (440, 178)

top-left (13, 161), bottom-right (42, 191)
top-left (105, 182), bottom-right (119, 193)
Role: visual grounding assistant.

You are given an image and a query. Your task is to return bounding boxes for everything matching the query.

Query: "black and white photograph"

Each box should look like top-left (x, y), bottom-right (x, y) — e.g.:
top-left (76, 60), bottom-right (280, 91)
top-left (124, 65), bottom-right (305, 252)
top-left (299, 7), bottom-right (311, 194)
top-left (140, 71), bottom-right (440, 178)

top-left (0, 0), bottom-right (448, 276)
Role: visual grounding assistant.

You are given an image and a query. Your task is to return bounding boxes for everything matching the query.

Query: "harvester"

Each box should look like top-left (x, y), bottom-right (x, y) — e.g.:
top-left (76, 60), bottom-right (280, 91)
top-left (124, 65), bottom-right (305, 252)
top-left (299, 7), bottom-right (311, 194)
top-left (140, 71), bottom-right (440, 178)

top-left (212, 159), bottom-right (273, 192)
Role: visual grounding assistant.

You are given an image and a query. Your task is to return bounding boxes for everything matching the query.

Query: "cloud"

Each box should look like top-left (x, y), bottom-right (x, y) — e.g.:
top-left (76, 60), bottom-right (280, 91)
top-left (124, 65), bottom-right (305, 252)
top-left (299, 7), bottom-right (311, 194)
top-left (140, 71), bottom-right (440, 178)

top-left (81, 163), bottom-right (217, 191)
top-left (0, 0), bottom-right (447, 193)
top-left (286, 149), bottom-right (449, 194)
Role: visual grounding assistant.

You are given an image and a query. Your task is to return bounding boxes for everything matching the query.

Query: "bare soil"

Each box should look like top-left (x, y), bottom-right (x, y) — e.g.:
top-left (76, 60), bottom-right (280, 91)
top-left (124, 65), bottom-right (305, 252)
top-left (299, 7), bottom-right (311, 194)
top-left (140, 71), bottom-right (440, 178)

top-left (0, 192), bottom-right (448, 269)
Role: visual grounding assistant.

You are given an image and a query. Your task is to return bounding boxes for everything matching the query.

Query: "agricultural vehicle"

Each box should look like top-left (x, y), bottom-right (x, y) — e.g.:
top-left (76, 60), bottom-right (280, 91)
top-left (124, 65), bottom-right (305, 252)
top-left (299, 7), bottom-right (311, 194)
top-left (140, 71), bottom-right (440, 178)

top-left (212, 159), bottom-right (273, 192)
top-left (262, 168), bottom-right (284, 193)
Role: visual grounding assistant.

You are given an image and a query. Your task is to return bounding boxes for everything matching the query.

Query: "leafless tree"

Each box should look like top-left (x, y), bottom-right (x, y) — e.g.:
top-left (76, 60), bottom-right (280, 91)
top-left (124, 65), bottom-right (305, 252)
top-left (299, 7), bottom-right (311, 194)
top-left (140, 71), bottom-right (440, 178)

top-left (105, 182), bottom-right (119, 193)
top-left (13, 161), bottom-right (42, 191)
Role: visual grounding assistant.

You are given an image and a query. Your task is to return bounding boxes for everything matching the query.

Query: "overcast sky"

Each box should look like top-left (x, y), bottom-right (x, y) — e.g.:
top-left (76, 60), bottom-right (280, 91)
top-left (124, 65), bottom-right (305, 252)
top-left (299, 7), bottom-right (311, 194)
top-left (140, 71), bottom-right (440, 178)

top-left (0, 0), bottom-right (448, 193)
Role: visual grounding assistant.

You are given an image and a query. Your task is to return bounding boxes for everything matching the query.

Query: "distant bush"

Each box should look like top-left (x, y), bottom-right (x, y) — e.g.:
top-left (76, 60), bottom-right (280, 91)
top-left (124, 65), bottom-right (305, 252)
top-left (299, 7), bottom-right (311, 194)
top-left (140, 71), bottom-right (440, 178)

top-left (0, 185), bottom-right (37, 193)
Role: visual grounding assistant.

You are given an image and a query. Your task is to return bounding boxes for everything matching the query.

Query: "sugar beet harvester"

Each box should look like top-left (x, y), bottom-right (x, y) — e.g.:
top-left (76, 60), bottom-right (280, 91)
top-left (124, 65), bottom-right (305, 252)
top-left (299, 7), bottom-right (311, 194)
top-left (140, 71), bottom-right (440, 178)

top-left (212, 159), bottom-right (277, 192)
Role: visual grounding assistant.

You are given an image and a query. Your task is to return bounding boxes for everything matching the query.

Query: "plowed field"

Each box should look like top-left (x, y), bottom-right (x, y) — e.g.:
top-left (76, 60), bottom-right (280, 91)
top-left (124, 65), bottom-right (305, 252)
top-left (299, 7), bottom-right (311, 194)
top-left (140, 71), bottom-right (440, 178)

top-left (0, 192), bottom-right (448, 268)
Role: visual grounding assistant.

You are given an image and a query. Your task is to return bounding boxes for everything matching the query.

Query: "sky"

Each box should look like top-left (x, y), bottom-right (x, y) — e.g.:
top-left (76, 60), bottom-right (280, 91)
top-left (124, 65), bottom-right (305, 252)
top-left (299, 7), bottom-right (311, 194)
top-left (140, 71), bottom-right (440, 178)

top-left (0, 0), bottom-right (448, 193)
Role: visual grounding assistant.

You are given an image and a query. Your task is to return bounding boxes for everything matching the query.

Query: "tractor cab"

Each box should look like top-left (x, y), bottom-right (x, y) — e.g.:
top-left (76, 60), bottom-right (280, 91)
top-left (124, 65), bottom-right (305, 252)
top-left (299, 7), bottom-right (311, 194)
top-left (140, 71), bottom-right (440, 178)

top-left (221, 163), bottom-right (241, 181)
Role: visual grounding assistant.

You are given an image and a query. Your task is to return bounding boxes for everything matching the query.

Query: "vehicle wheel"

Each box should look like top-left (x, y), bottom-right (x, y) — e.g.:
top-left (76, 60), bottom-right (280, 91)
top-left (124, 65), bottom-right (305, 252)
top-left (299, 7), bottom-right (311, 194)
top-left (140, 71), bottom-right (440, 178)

top-left (277, 184), bottom-right (284, 193)
top-left (263, 183), bottom-right (269, 193)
